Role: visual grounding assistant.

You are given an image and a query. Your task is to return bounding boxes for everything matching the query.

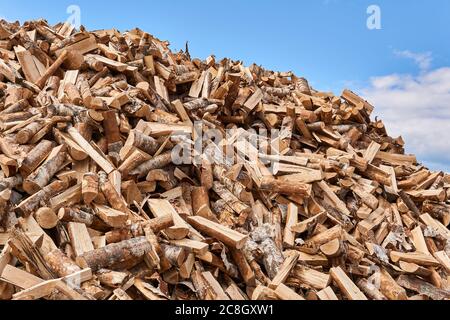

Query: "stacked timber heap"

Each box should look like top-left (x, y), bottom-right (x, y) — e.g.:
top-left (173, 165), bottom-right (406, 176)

top-left (0, 19), bottom-right (449, 301)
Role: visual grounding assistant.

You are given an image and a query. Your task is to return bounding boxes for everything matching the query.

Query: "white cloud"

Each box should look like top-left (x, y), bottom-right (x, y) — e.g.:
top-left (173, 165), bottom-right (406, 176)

top-left (394, 50), bottom-right (433, 72)
top-left (360, 67), bottom-right (450, 172)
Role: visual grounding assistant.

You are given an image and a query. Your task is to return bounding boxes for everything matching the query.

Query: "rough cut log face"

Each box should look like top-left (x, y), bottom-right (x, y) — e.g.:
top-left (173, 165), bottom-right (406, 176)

top-left (0, 18), bottom-right (448, 301)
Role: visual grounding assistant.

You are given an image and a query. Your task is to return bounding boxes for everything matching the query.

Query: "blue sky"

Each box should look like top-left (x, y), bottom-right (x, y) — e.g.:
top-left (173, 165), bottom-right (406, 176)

top-left (1, 0), bottom-right (450, 171)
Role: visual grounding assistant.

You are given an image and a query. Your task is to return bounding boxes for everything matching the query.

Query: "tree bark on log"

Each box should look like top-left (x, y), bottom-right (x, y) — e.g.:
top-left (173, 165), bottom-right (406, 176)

top-left (129, 152), bottom-right (172, 178)
top-left (44, 248), bottom-right (82, 277)
top-left (58, 207), bottom-right (110, 232)
top-left (23, 145), bottom-right (67, 195)
top-left (76, 237), bottom-right (153, 271)
top-left (16, 180), bottom-right (67, 216)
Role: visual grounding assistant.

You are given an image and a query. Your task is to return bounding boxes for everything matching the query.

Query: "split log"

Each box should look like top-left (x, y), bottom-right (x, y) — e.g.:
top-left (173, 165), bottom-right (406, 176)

top-left (82, 173), bottom-right (98, 204)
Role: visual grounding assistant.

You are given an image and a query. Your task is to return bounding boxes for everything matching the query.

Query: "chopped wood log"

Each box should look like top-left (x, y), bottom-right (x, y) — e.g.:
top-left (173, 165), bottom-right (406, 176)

top-left (58, 207), bottom-right (109, 231)
top-left (44, 248), bottom-right (81, 277)
top-left (23, 145), bottom-right (67, 194)
top-left (67, 222), bottom-right (95, 257)
top-left (230, 248), bottom-right (256, 286)
top-left (283, 204), bottom-right (298, 247)
top-left (379, 268), bottom-right (408, 300)
top-left (161, 243), bottom-right (188, 267)
top-left (356, 279), bottom-right (387, 300)
top-left (202, 271), bottom-right (230, 300)
top-left (399, 261), bottom-right (433, 278)
top-left (147, 199), bottom-right (189, 240)
top-left (212, 182), bottom-right (251, 224)
top-left (320, 238), bottom-right (344, 258)
top-left (16, 180), bottom-right (67, 216)
top-left (269, 251), bottom-right (299, 289)
top-left (251, 285), bottom-right (281, 300)
top-left (433, 251), bottom-right (450, 273)
top-left (169, 239), bottom-right (208, 256)
top-left (330, 267), bottom-right (367, 300)
top-left (390, 251), bottom-right (440, 267)
top-left (260, 177), bottom-right (312, 196)
top-left (187, 216), bottom-right (248, 249)
top-left (94, 204), bottom-right (128, 228)
top-left (77, 237), bottom-right (153, 271)
top-left (35, 50), bottom-right (69, 89)
top-left (288, 264), bottom-right (330, 290)
top-left (82, 173), bottom-right (98, 204)
top-left (35, 207), bottom-right (58, 229)
top-left (97, 269), bottom-right (128, 288)
top-left (317, 287), bottom-right (339, 300)
top-left (68, 127), bottom-right (115, 174)
top-left (397, 275), bottom-right (450, 300)
top-left (191, 186), bottom-right (217, 221)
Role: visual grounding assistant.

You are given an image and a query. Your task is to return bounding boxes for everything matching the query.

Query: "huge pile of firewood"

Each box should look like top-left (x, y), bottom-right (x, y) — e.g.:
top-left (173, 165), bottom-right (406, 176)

top-left (0, 19), bottom-right (449, 301)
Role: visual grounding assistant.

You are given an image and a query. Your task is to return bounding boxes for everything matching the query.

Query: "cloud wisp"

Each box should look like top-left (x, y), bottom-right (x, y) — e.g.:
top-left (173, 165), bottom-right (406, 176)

top-left (394, 49), bottom-right (433, 72)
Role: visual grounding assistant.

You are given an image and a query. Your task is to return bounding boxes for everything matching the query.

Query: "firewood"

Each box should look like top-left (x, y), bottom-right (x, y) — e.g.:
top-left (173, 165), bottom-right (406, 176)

top-left (379, 268), bottom-right (408, 300)
top-left (97, 269), bottom-right (128, 288)
top-left (390, 251), bottom-right (440, 267)
top-left (397, 275), bottom-right (450, 300)
top-left (68, 127), bottom-right (115, 174)
top-left (94, 204), bottom-right (128, 228)
top-left (398, 261), bottom-right (433, 277)
top-left (82, 172), bottom-right (98, 204)
top-left (147, 199), bottom-right (189, 240)
top-left (202, 271), bottom-right (230, 300)
top-left (67, 222), bottom-right (94, 257)
top-left (23, 145), bottom-right (67, 194)
top-left (212, 182), bottom-right (251, 224)
top-left (356, 279), bottom-right (387, 300)
top-left (316, 287), bottom-right (339, 300)
top-left (320, 238), bottom-right (345, 258)
top-left (16, 180), bottom-right (67, 216)
top-left (191, 186), bottom-right (217, 221)
top-left (230, 248), bottom-right (256, 286)
top-left (77, 237), bottom-right (153, 271)
top-left (251, 285), bottom-right (281, 300)
top-left (283, 204), bottom-right (298, 247)
top-left (330, 267), bottom-right (367, 300)
top-left (58, 207), bottom-right (109, 231)
top-left (288, 264), bottom-right (330, 290)
top-left (269, 251), bottom-right (299, 289)
top-left (35, 207), bottom-right (58, 229)
top-left (433, 251), bottom-right (450, 273)
top-left (35, 50), bottom-right (69, 89)
top-left (44, 248), bottom-right (81, 277)
top-left (0, 18), bottom-right (448, 301)
top-left (188, 216), bottom-right (248, 249)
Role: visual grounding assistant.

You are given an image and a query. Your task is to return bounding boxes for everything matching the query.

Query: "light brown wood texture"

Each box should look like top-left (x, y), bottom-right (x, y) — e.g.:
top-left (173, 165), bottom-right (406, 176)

top-left (187, 216), bottom-right (248, 249)
top-left (330, 267), bottom-right (367, 300)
